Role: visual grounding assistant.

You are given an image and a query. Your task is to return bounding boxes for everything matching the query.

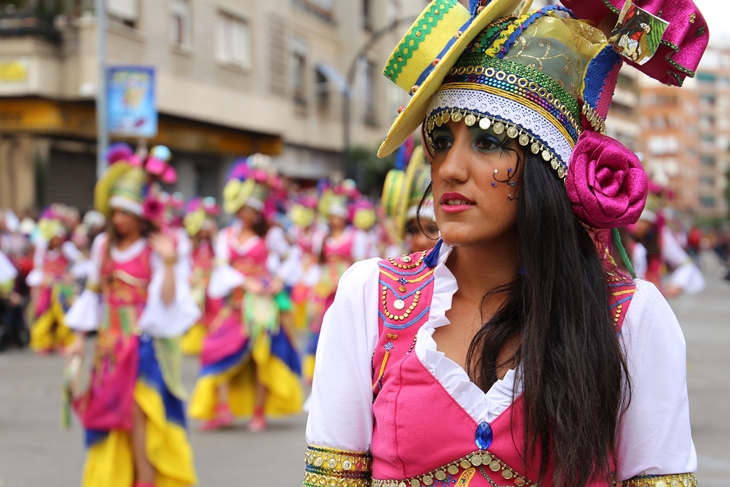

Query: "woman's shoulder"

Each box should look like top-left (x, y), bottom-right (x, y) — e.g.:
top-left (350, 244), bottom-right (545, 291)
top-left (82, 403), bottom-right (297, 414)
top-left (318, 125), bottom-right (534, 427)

top-left (339, 258), bottom-right (381, 290)
top-left (622, 278), bottom-right (685, 350)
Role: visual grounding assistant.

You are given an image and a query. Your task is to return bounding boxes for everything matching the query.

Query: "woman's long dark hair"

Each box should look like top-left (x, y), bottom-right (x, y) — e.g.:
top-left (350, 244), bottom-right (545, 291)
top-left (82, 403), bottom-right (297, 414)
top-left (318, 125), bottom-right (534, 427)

top-left (419, 151), bottom-right (630, 487)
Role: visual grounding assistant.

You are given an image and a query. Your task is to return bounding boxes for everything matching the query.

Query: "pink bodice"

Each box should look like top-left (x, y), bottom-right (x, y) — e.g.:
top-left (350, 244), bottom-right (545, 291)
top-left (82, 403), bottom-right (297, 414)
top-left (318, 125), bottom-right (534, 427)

top-left (100, 245), bottom-right (152, 310)
top-left (294, 227), bottom-right (315, 256)
top-left (192, 241), bottom-right (215, 285)
top-left (323, 230), bottom-right (355, 264)
top-left (228, 236), bottom-right (269, 279)
top-left (41, 250), bottom-right (69, 284)
top-left (369, 250), bottom-right (635, 487)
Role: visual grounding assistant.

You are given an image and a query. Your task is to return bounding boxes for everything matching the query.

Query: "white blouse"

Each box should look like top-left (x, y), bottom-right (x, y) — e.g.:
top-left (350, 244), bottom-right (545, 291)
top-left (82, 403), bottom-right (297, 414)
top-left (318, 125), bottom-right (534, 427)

top-left (65, 233), bottom-right (200, 337)
top-left (207, 221), bottom-right (293, 299)
top-left (306, 242), bottom-right (696, 481)
top-left (0, 250), bottom-right (17, 285)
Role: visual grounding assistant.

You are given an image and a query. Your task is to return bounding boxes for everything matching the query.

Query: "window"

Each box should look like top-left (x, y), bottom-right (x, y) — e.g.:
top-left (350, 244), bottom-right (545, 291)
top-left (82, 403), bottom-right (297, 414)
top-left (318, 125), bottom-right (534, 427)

top-left (701, 155), bottom-right (715, 167)
top-left (292, 37), bottom-right (308, 105)
top-left (363, 59), bottom-right (377, 125)
top-left (315, 67), bottom-right (329, 106)
top-left (647, 135), bottom-right (678, 155)
top-left (697, 72), bottom-right (716, 84)
top-left (700, 175), bottom-right (715, 187)
top-left (699, 195), bottom-right (716, 208)
top-left (171, 0), bottom-right (191, 48)
top-left (217, 13), bottom-right (251, 68)
top-left (363, 0), bottom-right (373, 31)
top-left (108, 0), bottom-right (138, 27)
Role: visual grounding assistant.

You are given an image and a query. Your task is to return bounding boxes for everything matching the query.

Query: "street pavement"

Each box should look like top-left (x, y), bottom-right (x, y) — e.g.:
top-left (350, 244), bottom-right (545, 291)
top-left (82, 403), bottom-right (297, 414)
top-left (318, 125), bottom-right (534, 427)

top-left (0, 254), bottom-right (728, 487)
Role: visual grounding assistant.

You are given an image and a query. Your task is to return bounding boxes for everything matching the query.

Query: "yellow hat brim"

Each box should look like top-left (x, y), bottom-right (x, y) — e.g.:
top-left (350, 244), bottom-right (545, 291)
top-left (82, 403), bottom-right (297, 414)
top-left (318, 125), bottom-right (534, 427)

top-left (377, 0), bottom-right (521, 158)
top-left (397, 146), bottom-right (426, 239)
top-left (94, 162), bottom-right (135, 218)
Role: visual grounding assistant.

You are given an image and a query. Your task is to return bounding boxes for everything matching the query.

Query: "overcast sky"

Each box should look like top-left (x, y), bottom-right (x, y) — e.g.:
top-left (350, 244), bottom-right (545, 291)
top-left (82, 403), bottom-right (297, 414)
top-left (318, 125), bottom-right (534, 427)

top-left (695, 0), bottom-right (730, 40)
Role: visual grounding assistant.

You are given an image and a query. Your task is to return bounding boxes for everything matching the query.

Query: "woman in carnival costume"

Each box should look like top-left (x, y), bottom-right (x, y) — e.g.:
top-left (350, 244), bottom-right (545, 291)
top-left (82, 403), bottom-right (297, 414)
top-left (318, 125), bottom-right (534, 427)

top-left (189, 154), bottom-right (302, 432)
top-left (289, 193), bottom-right (326, 331)
top-left (304, 1), bottom-right (707, 487)
top-left (26, 205), bottom-right (83, 353)
top-left (382, 138), bottom-right (440, 254)
top-left (629, 192), bottom-right (705, 298)
top-left (303, 180), bottom-right (371, 382)
top-left (180, 197), bottom-right (222, 356)
top-left (64, 156), bottom-right (200, 487)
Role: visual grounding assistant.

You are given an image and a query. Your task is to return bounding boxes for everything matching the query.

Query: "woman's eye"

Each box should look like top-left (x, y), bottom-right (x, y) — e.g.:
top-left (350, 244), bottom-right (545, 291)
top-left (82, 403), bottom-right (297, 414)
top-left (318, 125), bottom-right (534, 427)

top-left (432, 137), bottom-right (452, 152)
top-left (475, 136), bottom-right (500, 151)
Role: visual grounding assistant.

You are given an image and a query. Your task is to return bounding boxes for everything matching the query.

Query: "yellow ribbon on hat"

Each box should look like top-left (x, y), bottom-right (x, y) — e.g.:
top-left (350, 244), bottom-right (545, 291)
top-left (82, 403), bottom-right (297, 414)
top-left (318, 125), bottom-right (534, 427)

top-left (184, 208), bottom-right (207, 237)
top-left (223, 178), bottom-right (255, 215)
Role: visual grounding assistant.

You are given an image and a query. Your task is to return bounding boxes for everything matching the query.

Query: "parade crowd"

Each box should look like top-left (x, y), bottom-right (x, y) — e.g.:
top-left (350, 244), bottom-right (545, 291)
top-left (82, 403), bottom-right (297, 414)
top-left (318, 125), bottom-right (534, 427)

top-left (0, 135), bottom-right (721, 487)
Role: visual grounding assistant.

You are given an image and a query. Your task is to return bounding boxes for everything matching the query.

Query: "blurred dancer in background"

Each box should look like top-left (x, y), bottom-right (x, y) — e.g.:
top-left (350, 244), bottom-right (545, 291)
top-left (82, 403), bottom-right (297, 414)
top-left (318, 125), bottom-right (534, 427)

top-left (64, 153), bottom-right (200, 487)
top-left (181, 197), bottom-right (222, 356)
top-left (189, 155), bottom-right (302, 432)
top-left (26, 206), bottom-right (81, 354)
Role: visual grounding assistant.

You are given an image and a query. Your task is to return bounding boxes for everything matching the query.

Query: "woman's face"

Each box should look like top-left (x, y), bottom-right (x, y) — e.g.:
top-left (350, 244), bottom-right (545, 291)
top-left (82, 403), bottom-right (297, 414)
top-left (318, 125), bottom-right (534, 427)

top-left (406, 219), bottom-right (439, 252)
top-left (430, 121), bottom-right (522, 248)
top-left (328, 214), bottom-right (347, 231)
top-left (237, 205), bottom-right (259, 229)
top-left (111, 209), bottom-right (142, 237)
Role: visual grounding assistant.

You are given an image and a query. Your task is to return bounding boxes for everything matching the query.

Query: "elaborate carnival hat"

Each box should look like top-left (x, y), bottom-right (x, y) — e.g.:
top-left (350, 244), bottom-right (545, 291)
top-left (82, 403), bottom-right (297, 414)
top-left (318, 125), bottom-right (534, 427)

top-left (184, 196), bottom-right (220, 237)
top-left (351, 197), bottom-right (377, 231)
top-left (379, 0), bottom-right (708, 233)
top-left (106, 142), bottom-right (177, 185)
top-left (223, 154), bottom-right (281, 215)
top-left (289, 192), bottom-right (319, 229)
top-left (318, 178), bottom-right (360, 220)
top-left (37, 204), bottom-right (70, 241)
top-left (382, 138), bottom-right (436, 239)
top-left (95, 146), bottom-right (164, 223)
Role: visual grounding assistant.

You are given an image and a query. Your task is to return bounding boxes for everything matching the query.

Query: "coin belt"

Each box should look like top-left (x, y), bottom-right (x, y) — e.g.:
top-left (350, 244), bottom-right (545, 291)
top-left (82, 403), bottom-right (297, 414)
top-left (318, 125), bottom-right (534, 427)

top-left (370, 450), bottom-right (532, 487)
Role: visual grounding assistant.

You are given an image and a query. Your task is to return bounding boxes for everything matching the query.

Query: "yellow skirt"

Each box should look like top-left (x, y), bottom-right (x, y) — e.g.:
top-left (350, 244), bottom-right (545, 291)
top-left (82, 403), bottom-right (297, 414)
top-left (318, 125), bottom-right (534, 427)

top-left (82, 381), bottom-right (197, 487)
top-left (180, 324), bottom-right (207, 356)
top-left (189, 332), bottom-right (303, 421)
top-left (29, 297), bottom-right (74, 352)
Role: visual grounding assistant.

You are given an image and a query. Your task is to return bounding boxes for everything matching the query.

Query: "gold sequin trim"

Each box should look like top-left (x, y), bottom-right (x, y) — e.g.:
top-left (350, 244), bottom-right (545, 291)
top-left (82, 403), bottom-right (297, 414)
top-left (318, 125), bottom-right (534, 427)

top-left (371, 450), bottom-right (533, 487)
top-left (425, 109), bottom-right (567, 180)
top-left (304, 446), bottom-right (372, 487)
top-left (622, 472), bottom-right (698, 487)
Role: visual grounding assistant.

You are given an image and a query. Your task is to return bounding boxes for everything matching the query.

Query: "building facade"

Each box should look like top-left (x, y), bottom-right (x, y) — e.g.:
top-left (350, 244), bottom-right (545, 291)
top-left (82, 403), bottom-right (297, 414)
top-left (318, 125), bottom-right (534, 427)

top-left (638, 77), bottom-right (701, 219)
top-left (691, 45), bottom-right (730, 220)
top-left (0, 0), bottom-right (423, 213)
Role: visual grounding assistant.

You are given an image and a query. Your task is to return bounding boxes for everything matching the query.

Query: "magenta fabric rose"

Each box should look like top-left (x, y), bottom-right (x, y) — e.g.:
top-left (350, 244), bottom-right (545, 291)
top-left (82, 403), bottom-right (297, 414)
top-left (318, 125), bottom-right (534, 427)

top-left (566, 131), bottom-right (648, 229)
top-left (142, 196), bottom-right (165, 222)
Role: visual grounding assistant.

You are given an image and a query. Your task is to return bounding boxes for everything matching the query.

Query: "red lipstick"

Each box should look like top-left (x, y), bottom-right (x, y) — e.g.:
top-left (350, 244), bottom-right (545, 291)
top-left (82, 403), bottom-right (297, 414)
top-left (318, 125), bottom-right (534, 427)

top-left (440, 192), bottom-right (475, 213)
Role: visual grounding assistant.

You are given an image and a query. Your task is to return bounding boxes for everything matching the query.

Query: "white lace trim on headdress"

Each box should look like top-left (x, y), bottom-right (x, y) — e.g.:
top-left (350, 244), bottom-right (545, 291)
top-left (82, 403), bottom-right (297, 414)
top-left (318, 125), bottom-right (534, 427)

top-left (407, 203), bottom-right (435, 222)
top-left (427, 88), bottom-right (574, 168)
top-left (245, 197), bottom-right (264, 212)
top-left (109, 196), bottom-right (143, 216)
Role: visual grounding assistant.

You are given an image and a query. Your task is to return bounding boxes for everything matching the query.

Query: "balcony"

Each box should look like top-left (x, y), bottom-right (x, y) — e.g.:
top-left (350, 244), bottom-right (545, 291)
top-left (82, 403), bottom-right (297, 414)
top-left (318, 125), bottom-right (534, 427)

top-left (0, 11), bottom-right (62, 44)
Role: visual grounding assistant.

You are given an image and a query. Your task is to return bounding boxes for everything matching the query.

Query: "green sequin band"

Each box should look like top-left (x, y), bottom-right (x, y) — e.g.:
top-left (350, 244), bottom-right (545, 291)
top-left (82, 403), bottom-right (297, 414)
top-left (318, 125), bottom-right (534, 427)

top-left (383, 0), bottom-right (459, 83)
top-left (448, 56), bottom-right (581, 125)
top-left (303, 445), bottom-right (372, 487)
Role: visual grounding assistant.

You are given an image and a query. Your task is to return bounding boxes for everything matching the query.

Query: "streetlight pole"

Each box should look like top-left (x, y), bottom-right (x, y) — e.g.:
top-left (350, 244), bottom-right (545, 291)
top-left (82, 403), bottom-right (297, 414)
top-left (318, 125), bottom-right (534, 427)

top-left (95, 0), bottom-right (108, 179)
top-left (341, 16), bottom-right (416, 180)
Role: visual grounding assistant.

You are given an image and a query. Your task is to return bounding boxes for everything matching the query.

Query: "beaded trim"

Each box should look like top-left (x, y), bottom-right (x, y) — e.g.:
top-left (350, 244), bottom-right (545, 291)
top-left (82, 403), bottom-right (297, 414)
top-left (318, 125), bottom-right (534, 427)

top-left (424, 100), bottom-right (569, 180)
top-left (303, 446), bottom-right (372, 487)
top-left (371, 450), bottom-right (533, 487)
top-left (388, 252), bottom-right (427, 270)
top-left (111, 269), bottom-right (150, 288)
top-left (622, 473), bottom-right (698, 487)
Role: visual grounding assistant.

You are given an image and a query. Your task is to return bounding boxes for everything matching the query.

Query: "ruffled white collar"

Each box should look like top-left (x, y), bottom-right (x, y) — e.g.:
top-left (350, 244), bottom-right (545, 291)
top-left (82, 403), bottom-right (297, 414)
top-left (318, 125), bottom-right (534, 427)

top-left (415, 241), bottom-right (521, 424)
top-left (111, 238), bottom-right (147, 262)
